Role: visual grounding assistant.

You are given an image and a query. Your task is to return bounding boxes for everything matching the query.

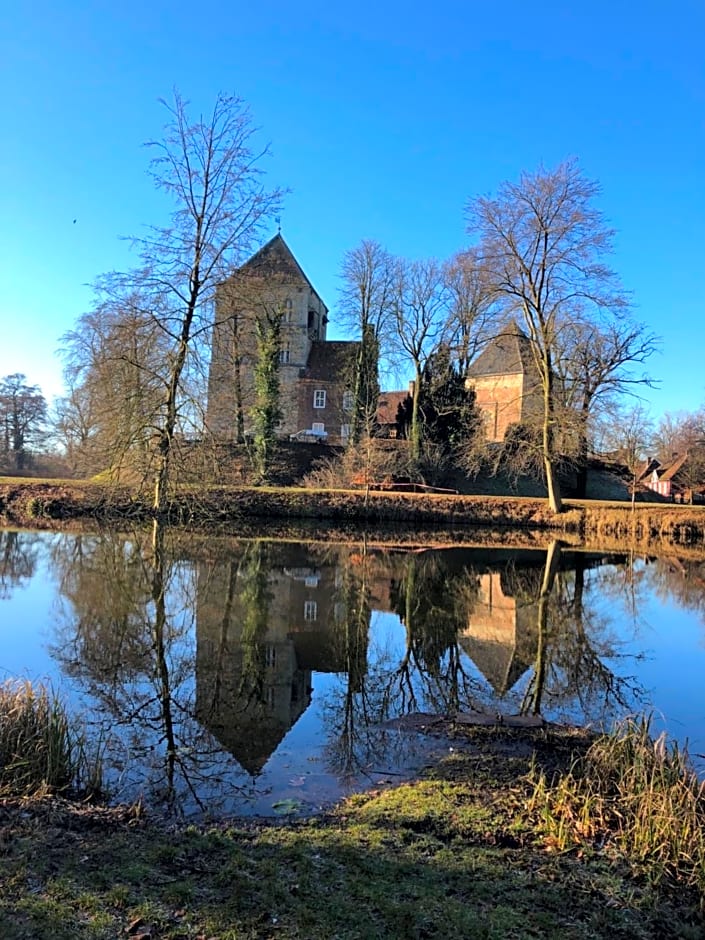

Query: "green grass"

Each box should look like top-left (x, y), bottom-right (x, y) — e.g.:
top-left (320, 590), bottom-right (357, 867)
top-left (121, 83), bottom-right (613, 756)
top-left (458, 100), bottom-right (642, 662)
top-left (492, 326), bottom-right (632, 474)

top-left (0, 724), bottom-right (702, 938)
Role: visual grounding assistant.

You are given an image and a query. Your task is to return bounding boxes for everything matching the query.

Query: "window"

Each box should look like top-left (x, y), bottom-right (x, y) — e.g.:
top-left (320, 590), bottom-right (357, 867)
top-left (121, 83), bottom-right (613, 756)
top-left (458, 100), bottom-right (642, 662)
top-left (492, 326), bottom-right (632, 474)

top-left (313, 389), bottom-right (326, 409)
top-left (279, 342), bottom-right (290, 364)
top-left (341, 424), bottom-right (351, 442)
top-left (304, 600), bottom-right (318, 621)
top-left (264, 645), bottom-right (277, 668)
top-left (284, 298), bottom-right (293, 322)
top-left (312, 422), bottom-right (325, 434)
top-left (342, 390), bottom-right (354, 412)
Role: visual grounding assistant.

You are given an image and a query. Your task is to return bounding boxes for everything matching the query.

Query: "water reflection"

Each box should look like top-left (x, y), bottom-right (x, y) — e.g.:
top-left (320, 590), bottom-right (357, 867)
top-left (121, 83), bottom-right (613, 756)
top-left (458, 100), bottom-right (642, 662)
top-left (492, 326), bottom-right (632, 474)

top-left (0, 530), bottom-right (41, 598)
top-left (4, 526), bottom-right (702, 816)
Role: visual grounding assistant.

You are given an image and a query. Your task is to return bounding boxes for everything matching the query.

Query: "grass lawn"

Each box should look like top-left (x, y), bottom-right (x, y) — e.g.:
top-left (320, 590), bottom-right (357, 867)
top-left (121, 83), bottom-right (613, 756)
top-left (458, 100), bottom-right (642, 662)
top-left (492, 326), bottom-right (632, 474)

top-left (0, 724), bottom-right (701, 940)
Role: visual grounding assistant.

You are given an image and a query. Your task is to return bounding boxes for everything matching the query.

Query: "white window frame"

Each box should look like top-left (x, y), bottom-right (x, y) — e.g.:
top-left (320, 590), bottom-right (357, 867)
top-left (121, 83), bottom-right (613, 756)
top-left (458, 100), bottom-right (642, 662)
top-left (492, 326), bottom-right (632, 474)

top-left (304, 600), bottom-right (318, 621)
top-left (342, 390), bottom-right (354, 412)
top-left (312, 421), bottom-right (325, 434)
top-left (279, 343), bottom-right (290, 365)
top-left (284, 297), bottom-right (293, 322)
top-left (313, 389), bottom-right (326, 409)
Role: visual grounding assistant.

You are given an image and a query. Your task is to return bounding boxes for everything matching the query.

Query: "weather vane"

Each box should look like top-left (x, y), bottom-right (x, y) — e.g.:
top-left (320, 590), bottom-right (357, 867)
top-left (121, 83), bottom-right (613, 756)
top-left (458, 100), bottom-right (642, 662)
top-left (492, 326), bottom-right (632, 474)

top-left (275, 215), bottom-right (282, 234)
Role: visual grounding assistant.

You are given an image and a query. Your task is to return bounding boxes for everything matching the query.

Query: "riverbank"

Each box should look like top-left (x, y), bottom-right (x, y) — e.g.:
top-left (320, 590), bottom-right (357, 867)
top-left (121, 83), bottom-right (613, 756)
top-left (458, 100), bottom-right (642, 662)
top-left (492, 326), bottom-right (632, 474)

top-left (2, 478), bottom-right (705, 551)
top-left (0, 721), bottom-right (701, 939)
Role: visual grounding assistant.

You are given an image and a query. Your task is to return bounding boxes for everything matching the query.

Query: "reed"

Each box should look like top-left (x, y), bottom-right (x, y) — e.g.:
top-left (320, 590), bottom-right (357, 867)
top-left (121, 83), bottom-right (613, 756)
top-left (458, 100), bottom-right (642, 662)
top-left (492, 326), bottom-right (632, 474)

top-left (528, 716), bottom-right (705, 893)
top-left (0, 679), bottom-right (103, 797)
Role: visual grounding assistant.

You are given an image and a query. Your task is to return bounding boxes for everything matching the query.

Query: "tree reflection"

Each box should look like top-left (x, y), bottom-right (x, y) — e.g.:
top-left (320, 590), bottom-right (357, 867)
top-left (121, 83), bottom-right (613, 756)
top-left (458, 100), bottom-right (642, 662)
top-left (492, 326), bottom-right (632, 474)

top-left (45, 526), bottom-right (651, 814)
top-left (388, 551), bottom-right (482, 715)
top-left (0, 530), bottom-right (41, 599)
top-left (646, 556), bottom-right (705, 623)
top-left (51, 523), bottom-right (224, 814)
top-left (521, 545), bottom-right (642, 722)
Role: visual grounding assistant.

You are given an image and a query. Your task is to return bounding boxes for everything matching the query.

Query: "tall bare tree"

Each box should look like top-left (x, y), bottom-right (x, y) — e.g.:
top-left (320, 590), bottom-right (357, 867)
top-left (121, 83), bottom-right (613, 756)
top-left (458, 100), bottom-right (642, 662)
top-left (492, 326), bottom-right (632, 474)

top-left (442, 248), bottom-right (498, 374)
top-left (58, 293), bottom-right (169, 479)
top-left (392, 258), bottom-right (448, 461)
top-left (466, 159), bottom-right (631, 512)
top-left (557, 318), bottom-right (659, 496)
top-left (338, 240), bottom-right (396, 442)
top-left (599, 402), bottom-right (654, 500)
top-left (75, 91), bottom-right (284, 512)
top-left (0, 374), bottom-right (47, 473)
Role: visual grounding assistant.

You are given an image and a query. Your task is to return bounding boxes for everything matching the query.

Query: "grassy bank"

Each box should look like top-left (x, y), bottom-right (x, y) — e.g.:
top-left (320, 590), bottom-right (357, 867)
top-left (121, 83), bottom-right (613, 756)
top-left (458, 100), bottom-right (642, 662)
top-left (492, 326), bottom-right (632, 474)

top-left (3, 478), bottom-right (705, 551)
top-left (1, 719), bottom-right (703, 939)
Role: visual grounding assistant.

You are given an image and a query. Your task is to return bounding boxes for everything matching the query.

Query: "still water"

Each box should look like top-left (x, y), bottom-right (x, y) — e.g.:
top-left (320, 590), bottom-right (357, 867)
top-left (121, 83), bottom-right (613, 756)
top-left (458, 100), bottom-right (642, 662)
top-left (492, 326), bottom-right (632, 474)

top-left (2, 526), bottom-right (705, 818)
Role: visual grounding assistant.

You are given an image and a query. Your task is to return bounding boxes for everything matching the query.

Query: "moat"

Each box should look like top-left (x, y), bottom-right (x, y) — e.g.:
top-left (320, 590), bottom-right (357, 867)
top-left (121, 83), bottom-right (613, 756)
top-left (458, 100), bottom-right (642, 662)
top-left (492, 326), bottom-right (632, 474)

top-left (3, 525), bottom-right (705, 817)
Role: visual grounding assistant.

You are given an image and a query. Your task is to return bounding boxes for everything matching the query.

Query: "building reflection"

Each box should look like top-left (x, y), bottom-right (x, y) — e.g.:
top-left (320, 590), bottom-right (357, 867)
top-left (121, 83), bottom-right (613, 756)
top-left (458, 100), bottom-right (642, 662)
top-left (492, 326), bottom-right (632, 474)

top-left (193, 539), bottom-right (633, 777)
top-left (460, 570), bottom-right (539, 695)
top-left (195, 543), bottom-right (369, 775)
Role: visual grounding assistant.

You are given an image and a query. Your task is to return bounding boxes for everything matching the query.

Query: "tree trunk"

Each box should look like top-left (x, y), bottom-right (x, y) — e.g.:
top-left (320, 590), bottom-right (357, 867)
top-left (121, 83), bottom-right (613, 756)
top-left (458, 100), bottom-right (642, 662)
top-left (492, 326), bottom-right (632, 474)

top-left (542, 361), bottom-right (563, 513)
top-left (410, 366), bottom-right (422, 462)
top-left (526, 539), bottom-right (563, 715)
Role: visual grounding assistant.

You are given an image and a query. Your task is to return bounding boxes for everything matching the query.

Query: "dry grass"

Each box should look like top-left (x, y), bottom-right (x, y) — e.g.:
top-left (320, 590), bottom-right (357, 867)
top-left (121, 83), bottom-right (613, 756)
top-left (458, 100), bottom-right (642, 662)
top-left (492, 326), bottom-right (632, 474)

top-left (529, 717), bottom-right (705, 894)
top-left (0, 680), bottom-right (102, 797)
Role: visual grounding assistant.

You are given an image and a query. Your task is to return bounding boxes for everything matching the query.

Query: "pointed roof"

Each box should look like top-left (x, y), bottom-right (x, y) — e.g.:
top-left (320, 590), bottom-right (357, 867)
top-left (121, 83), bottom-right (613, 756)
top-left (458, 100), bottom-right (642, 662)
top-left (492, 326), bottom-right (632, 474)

top-left (466, 322), bottom-right (536, 378)
top-left (237, 233), bottom-right (324, 301)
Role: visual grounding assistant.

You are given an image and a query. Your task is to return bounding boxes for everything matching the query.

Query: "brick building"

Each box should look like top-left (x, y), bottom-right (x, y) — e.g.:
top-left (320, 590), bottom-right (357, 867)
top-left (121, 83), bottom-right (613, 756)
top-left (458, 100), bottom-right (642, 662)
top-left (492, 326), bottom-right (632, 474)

top-left (206, 234), bottom-right (359, 445)
top-left (465, 322), bottom-right (542, 442)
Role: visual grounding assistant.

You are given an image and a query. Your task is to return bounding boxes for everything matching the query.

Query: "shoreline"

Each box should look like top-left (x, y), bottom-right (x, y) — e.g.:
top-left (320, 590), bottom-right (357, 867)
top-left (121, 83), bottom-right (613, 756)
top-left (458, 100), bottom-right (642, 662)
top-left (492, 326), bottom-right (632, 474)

top-left (2, 478), bottom-right (705, 553)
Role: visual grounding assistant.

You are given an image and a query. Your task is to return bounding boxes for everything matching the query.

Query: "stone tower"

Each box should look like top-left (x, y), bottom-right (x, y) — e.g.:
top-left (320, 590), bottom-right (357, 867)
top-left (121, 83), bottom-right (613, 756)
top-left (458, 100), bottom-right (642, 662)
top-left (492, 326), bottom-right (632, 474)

top-left (206, 234), bottom-right (329, 440)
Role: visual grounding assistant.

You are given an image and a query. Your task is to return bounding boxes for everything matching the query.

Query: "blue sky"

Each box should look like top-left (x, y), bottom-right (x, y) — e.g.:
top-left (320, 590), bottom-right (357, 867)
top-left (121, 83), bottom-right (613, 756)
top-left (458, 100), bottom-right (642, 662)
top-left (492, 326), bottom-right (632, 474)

top-left (1, 0), bottom-right (703, 419)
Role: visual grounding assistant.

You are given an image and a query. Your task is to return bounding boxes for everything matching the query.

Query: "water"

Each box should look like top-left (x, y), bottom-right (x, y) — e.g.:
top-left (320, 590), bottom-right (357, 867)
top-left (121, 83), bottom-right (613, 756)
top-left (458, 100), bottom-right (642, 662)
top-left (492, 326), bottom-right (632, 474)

top-left (2, 526), bottom-right (705, 818)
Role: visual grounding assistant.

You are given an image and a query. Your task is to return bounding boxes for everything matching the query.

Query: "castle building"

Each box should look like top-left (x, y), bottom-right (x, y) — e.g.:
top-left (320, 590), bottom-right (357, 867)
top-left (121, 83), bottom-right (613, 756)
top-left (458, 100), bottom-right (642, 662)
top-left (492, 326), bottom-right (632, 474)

top-left (206, 234), bottom-right (358, 445)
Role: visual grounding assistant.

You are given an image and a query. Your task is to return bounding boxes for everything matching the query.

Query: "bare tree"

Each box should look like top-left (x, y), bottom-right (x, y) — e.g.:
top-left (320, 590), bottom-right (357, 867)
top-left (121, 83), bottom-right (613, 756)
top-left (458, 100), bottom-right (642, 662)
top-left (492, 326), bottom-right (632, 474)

top-left (0, 374), bottom-right (47, 473)
top-left (392, 258), bottom-right (448, 461)
top-left (338, 240), bottom-right (396, 443)
top-left (77, 91), bottom-right (284, 512)
top-left (466, 159), bottom-right (631, 512)
top-left (599, 402), bottom-right (654, 501)
top-left (558, 318), bottom-right (659, 496)
top-left (442, 248), bottom-right (498, 374)
top-left (58, 293), bottom-right (170, 479)
top-left (652, 408), bottom-right (705, 491)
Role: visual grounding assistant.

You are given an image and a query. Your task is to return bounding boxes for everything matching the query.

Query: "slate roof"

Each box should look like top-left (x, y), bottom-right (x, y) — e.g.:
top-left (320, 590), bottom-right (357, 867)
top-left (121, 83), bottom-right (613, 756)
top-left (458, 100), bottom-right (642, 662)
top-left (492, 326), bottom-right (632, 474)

top-left (466, 322), bottom-right (536, 378)
top-left (302, 341), bottom-right (359, 381)
top-left (236, 233), bottom-right (326, 306)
